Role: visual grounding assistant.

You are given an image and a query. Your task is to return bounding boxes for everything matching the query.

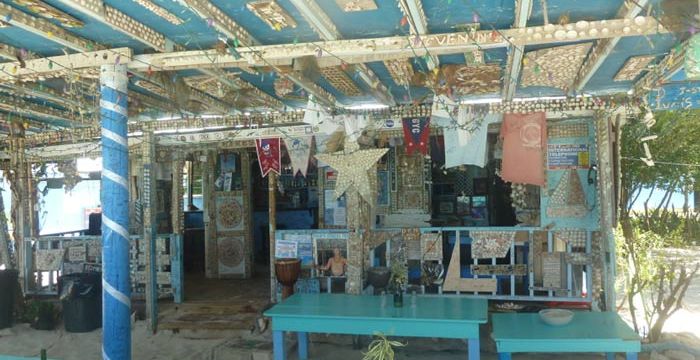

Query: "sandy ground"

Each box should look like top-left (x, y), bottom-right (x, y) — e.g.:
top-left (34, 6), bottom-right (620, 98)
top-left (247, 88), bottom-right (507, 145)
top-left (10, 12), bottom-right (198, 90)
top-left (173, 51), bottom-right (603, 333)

top-left (1, 249), bottom-right (698, 360)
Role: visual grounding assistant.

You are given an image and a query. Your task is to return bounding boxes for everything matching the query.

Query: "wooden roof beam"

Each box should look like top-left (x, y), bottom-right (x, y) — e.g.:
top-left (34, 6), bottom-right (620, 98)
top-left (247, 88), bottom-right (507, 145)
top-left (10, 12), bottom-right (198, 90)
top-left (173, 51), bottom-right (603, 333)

top-left (502, 0), bottom-right (533, 101)
top-left (126, 16), bottom-right (667, 73)
top-left (574, 0), bottom-right (650, 92)
top-left (397, 0), bottom-right (438, 71)
top-left (177, 0), bottom-right (257, 45)
top-left (0, 94), bottom-right (90, 127)
top-left (0, 3), bottom-right (99, 52)
top-left (177, 0), bottom-right (326, 109)
top-left (289, 0), bottom-right (393, 105)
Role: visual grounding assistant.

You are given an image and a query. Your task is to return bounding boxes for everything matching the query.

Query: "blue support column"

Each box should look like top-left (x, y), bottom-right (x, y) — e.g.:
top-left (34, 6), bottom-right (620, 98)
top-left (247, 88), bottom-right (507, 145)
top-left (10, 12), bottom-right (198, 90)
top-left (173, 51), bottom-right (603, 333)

top-left (100, 64), bottom-right (131, 360)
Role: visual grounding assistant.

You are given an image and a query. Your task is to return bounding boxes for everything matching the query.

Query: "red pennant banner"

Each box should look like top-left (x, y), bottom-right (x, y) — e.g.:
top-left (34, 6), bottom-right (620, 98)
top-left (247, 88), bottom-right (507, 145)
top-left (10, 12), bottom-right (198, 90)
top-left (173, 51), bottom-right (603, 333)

top-left (255, 138), bottom-right (281, 177)
top-left (402, 117), bottom-right (431, 155)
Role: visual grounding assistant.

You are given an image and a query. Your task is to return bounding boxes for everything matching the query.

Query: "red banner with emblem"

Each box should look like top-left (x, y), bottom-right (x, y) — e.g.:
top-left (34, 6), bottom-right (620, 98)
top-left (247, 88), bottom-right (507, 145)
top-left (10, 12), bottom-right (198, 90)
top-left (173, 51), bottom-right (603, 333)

top-left (402, 117), bottom-right (431, 155)
top-left (255, 138), bottom-right (281, 177)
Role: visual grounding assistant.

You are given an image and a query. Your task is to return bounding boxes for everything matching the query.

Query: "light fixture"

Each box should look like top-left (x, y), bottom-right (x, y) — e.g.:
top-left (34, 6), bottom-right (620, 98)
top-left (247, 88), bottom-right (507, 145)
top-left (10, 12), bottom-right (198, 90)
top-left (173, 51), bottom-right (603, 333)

top-left (344, 103), bottom-right (390, 110)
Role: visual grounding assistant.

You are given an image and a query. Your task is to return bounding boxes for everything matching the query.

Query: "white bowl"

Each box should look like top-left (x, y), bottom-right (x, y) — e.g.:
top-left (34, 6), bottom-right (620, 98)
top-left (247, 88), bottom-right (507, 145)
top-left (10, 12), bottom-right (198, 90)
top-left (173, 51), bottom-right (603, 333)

top-left (539, 309), bottom-right (574, 326)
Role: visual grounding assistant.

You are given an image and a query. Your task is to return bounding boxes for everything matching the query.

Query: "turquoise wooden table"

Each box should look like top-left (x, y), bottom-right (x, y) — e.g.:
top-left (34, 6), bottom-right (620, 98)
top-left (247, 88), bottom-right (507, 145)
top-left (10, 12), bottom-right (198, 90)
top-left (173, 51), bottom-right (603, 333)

top-left (492, 312), bottom-right (641, 360)
top-left (264, 293), bottom-right (488, 360)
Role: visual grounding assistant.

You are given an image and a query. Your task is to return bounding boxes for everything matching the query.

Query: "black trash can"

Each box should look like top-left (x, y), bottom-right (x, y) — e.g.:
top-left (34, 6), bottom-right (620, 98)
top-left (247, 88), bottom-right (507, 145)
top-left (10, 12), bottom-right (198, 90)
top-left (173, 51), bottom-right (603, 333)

top-left (0, 269), bottom-right (18, 329)
top-left (58, 272), bottom-right (102, 333)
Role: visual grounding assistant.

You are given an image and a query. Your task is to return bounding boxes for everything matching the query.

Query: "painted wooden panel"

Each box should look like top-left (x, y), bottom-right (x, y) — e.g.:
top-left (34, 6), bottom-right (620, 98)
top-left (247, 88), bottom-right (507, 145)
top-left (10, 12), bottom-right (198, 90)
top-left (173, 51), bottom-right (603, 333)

top-left (647, 82), bottom-right (700, 110)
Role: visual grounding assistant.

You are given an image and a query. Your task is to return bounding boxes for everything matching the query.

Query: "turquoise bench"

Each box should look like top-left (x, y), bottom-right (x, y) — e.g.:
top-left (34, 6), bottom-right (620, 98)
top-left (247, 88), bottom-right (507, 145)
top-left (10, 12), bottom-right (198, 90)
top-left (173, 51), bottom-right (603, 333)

top-left (492, 312), bottom-right (641, 360)
top-left (264, 293), bottom-right (488, 360)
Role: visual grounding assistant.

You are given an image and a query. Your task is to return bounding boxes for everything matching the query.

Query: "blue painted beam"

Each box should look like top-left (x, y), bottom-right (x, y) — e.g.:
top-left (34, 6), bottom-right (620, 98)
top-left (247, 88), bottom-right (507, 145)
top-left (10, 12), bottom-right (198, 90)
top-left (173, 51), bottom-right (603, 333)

top-left (100, 64), bottom-right (131, 360)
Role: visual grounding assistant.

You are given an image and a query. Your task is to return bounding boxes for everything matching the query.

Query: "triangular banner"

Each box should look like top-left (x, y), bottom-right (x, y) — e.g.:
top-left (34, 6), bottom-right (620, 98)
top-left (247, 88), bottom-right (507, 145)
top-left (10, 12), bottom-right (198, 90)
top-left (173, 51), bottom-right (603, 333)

top-left (284, 135), bottom-right (313, 177)
top-left (255, 138), bottom-right (281, 177)
top-left (402, 116), bottom-right (431, 155)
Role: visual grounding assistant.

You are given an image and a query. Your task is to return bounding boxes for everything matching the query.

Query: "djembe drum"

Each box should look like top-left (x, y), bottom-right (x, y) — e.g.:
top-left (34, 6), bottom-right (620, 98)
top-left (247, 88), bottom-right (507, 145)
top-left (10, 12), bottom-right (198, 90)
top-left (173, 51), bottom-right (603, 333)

top-left (275, 258), bottom-right (301, 300)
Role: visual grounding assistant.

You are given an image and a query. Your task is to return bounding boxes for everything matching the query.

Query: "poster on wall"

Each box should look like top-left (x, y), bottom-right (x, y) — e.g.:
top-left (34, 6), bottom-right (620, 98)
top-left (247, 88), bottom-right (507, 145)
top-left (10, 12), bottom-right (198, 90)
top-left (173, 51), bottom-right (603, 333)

top-left (547, 144), bottom-right (590, 169)
top-left (275, 240), bottom-right (298, 259)
top-left (215, 153), bottom-right (242, 191)
top-left (324, 190), bottom-right (346, 226)
top-left (216, 194), bottom-right (245, 231)
top-left (279, 234), bottom-right (314, 265)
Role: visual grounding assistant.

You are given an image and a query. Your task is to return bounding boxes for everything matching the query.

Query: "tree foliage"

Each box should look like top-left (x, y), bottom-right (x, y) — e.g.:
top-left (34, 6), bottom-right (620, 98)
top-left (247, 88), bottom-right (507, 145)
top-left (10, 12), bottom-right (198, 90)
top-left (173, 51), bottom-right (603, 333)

top-left (617, 109), bottom-right (700, 342)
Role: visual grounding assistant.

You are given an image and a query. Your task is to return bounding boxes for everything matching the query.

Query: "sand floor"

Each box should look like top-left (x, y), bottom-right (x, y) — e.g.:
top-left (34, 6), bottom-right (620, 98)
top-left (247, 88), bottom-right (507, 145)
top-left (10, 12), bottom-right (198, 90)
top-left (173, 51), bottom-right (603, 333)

top-left (1, 249), bottom-right (698, 360)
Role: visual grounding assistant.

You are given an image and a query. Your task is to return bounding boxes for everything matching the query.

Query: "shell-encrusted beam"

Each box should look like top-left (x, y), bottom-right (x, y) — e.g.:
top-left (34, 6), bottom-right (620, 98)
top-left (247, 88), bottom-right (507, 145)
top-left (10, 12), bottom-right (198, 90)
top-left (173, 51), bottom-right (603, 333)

top-left (184, 74), bottom-right (285, 110)
top-left (12, 0), bottom-right (84, 27)
top-left (0, 48), bottom-right (130, 83)
top-left (0, 42), bottom-right (35, 62)
top-left (573, 0), bottom-right (650, 91)
top-left (133, 0), bottom-right (183, 25)
top-left (0, 93), bottom-right (92, 125)
top-left (0, 2), bottom-right (99, 52)
top-left (125, 16), bottom-right (667, 73)
top-left (397, 0), bottom-right (427, 35)
top-left (502, 0), bottom-right (533, 101)
top-left (181, 0), bottom-right (257, 45)
top-left (289, 0), bottom-right (339, 40)
top-left (134, 78), bottom-right (231, 113)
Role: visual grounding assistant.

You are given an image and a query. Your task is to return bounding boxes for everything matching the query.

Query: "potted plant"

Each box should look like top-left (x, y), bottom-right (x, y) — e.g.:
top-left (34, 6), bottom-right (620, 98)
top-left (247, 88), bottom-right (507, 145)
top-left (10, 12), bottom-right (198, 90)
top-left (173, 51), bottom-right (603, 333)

top-left (389, 261), bottom-right (407, 308)
top-left (363, 332), bottom-right (405, 360)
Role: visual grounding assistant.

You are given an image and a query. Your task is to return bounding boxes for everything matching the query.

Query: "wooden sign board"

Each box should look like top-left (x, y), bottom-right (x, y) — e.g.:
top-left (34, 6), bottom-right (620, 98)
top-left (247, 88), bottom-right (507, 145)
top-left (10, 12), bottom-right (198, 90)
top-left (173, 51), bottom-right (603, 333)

top-left (443, 240), bottom-right (498, 293)
top-left (647, 83), bottom-right (700, 111)
top-left (471, 264), bottom-right (528, 276)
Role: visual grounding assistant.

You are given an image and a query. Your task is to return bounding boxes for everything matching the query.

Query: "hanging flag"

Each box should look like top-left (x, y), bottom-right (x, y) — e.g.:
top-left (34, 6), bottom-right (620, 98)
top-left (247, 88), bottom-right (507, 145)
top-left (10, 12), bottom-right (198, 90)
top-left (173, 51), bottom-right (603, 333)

top-left (434, 108), bottom-right (501, 168)
top-left (255, 138), bottom-right (281, 177)
top-left (284, 135), bottom-right (313, 177)
top-left (500, 112), bottom-right (547, 186)
top-left (402, 116), bottom-right (431, 155)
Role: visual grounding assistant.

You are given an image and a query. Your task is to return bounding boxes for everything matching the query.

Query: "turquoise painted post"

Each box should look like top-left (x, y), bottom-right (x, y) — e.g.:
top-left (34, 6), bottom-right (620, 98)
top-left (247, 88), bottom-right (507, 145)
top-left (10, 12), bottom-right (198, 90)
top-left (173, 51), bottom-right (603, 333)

top-left (100, 64), bottom-right (131, 360)
top-left (170, 234), bottom-right (184, 304)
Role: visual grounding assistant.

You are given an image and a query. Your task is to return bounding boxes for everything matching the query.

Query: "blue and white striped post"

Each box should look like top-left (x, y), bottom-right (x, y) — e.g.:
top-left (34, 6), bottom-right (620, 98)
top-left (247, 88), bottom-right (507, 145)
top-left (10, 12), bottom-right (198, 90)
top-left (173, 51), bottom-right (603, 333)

top-left (100, 64), bottom-right (131, 360)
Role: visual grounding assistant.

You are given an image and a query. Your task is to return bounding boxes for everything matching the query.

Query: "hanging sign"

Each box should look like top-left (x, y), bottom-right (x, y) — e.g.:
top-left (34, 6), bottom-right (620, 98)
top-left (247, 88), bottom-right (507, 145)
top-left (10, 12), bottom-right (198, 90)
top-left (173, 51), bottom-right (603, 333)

top-left (284, 135), bottom-right (313, 177)
top-left (547, 144), bottom-right (590, 169)
top-left (646, 83), bottom-right (700, 111)
top-left (402, 117), bottom-right (431, 155)
top-left (255, 138), bottom-right (281, 177)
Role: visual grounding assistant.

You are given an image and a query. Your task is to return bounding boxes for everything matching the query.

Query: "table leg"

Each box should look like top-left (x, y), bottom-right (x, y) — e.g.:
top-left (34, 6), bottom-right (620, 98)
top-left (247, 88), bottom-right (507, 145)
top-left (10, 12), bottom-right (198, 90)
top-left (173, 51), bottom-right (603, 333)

top-left (467, 338), bottom-right (480, 360)
top-left (497, 353), bottom-right (512, 360)
top-left (298, 332), bottom-right (308, 359)
top-left (625, 353), bottom-right (638, 360)
top-left (273, 330), bottom-right (286, 360)
top-left (606, 353), bottom-right (615, 360)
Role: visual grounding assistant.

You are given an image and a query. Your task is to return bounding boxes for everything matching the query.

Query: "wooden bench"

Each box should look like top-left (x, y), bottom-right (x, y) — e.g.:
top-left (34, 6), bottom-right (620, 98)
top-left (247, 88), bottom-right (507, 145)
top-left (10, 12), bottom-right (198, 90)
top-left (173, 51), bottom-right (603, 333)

top-left (264, 293), bottom-right (488, 360)
top-left (492, 312), bottom-right (641, 360)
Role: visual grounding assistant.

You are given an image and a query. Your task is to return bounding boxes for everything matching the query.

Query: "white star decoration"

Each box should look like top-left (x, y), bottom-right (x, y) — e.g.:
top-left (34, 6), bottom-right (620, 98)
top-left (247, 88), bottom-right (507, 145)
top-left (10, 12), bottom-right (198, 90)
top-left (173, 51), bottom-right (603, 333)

top-left (315, 147), bottom-right (388, 205)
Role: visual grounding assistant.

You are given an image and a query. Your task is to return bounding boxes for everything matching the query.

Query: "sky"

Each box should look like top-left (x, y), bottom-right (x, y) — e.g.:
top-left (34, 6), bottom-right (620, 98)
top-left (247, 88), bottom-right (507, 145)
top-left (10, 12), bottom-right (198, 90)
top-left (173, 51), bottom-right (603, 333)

top-left (631, 188), bottom-right (695, 211)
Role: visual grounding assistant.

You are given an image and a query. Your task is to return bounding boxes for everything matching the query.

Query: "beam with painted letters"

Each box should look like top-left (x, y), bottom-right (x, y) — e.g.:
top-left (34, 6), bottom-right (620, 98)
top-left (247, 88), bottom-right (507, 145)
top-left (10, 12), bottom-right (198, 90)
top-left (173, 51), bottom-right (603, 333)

top-left (126, 16), bottom-right (667, 73)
